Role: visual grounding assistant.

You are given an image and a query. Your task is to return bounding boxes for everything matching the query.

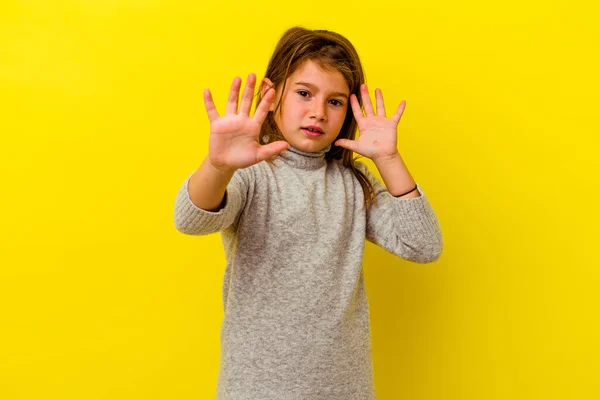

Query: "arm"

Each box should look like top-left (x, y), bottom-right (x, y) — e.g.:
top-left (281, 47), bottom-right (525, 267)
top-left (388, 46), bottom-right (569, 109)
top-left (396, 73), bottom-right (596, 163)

top-left (174, 158), bottom-right (249, 236)
top-left (356, 161), bottom-right (443, 263)
top-left (188, 157), bottom-right (236, 211)
top-left (174, 73), bottom-right (287, 236)
top-left (335, 85), bottom-right (441, 260)
top-left (373, 152), bottom-right (421, 199)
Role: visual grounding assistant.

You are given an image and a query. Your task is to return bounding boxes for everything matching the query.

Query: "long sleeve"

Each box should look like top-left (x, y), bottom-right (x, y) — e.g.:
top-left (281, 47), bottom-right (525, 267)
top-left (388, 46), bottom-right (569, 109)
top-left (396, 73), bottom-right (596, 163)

top-left (173, 168), bottom-right (250, 235)
top-left (355, 161), bottom-right (443, 263)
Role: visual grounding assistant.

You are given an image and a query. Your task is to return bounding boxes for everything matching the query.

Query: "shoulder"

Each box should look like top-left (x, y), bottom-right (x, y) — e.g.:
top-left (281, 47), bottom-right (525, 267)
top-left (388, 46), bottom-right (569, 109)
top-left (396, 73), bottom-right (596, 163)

top-left (227, 163), bottom-right (259, 190)
top-left (238, 159), bottom-right (285, 184)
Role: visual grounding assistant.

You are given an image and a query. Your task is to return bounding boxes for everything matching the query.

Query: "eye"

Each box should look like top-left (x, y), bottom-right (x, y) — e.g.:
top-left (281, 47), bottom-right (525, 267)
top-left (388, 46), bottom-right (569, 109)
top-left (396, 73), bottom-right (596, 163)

top-left (297, 90), bottom-right (344, 107)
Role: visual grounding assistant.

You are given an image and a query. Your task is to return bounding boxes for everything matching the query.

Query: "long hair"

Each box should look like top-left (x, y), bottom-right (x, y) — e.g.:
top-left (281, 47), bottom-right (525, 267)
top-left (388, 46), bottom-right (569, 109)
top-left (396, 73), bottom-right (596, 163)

top-left (255, 26), bottom-right (378, 211)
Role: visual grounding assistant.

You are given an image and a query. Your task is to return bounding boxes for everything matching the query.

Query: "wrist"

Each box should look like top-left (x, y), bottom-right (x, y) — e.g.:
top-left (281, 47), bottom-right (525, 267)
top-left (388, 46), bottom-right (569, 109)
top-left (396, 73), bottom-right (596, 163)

top-left (373, 152), bottom-right (402, 167)
top-left (394, 184), bottom-right (419, 198)
top-left (206, 158), bottom-right (237, 176)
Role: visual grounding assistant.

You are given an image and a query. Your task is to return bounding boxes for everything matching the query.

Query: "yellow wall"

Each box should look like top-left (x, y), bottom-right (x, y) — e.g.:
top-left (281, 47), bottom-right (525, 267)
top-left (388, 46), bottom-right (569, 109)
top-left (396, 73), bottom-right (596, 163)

top-left (1, 1), bottom-right (598, 399)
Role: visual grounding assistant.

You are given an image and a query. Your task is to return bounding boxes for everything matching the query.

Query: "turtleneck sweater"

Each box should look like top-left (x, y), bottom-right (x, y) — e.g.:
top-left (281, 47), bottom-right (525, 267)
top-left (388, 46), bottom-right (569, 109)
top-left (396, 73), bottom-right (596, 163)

top-left (173, 143), bottom-right (443, 400)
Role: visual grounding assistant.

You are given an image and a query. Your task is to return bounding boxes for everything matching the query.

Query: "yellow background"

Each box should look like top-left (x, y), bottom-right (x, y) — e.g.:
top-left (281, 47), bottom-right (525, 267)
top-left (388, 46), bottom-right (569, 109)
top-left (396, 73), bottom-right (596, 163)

top-left (1, 1), bottom-right (598, 399)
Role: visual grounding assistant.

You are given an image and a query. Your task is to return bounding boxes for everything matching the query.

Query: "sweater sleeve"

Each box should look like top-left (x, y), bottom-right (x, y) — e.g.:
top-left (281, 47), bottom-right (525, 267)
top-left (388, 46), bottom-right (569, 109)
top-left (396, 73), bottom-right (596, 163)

top-left (355, 161), bottom-right (443, 263)
top-left (173, 167), bottom-right (250, 235)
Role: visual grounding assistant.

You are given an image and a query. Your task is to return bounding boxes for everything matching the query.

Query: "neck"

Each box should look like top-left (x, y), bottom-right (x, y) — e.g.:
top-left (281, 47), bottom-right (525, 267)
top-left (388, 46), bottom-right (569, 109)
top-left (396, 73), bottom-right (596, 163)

top-left (277, 143), bottom-right (331, 169)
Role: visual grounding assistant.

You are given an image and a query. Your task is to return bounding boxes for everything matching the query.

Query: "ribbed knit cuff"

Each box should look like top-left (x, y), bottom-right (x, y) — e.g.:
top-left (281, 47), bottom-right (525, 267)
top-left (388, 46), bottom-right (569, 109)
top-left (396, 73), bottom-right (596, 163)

top-left (174, 173), bottom-right (228, 235)
top-left (388, 184), bottom-right (443, 253)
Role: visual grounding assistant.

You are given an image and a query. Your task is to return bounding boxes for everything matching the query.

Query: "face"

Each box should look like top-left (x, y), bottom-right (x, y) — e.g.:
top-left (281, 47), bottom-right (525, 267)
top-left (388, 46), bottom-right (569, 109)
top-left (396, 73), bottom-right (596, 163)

top-left (261, 60), bottom-right (350, 153)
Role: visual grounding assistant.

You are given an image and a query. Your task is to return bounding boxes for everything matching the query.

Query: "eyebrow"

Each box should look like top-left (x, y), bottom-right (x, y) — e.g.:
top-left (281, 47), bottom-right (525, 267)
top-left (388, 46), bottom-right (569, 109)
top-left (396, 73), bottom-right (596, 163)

top-left (294, 82), bottom-right (349, 99)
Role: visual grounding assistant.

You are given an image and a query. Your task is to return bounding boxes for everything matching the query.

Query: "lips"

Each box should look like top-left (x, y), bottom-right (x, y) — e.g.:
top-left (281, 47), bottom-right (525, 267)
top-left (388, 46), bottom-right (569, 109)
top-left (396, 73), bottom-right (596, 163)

top-left (302, 128), bottom-right (321, 138)
top-left (301, 125), bottom-right (324, 134)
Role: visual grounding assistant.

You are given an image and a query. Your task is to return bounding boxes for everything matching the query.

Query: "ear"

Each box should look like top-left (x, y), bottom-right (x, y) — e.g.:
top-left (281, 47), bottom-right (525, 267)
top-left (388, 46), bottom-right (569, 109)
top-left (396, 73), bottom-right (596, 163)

top-left (260, 77), bottom-right (276, 111)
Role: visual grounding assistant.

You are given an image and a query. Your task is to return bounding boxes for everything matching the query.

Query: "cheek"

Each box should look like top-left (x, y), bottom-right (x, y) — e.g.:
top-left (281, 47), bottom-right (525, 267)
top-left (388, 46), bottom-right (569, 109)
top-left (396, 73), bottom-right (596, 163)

top-left (334, 109), bottom-right (348, 126)
top-left (284, 103), bottom-right (305, 123)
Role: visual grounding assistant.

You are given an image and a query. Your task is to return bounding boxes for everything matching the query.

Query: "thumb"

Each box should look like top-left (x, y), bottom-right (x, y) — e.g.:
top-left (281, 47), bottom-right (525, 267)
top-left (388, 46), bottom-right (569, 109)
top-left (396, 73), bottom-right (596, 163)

top-left (256, 141), bottom-right (289, 162)
top-left (335, 139), bottom-right (357, 152)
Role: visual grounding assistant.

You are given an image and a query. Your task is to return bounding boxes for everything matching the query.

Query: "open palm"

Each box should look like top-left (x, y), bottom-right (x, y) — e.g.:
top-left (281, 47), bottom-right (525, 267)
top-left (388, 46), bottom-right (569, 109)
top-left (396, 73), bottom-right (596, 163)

top-left (203, 73), bottom-right (288, 172)
top-left (335, 84), bottom-right (405, 162)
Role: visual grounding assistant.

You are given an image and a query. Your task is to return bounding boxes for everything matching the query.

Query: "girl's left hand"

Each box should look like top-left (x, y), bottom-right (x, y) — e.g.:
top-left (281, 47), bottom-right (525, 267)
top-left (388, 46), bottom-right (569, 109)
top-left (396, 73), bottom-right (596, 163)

top-left (335, 84), bottom-right (405, 163)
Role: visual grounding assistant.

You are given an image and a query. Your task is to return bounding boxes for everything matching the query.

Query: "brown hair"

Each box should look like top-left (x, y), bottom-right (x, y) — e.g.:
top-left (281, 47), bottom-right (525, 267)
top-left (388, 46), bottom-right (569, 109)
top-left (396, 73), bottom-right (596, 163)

top-left (255, 26), bottom-right (378, 211)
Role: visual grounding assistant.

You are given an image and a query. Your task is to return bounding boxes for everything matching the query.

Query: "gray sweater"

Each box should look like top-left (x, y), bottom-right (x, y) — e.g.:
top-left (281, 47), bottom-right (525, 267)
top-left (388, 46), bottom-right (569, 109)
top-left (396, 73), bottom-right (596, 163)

top-left (173, 143), bottom-right (443, 400)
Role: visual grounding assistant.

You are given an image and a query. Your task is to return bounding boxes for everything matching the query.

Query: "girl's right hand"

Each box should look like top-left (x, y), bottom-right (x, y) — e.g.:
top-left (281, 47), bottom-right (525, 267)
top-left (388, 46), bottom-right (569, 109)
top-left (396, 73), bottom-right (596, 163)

top-left (203, 73), bottom-right (289, 173)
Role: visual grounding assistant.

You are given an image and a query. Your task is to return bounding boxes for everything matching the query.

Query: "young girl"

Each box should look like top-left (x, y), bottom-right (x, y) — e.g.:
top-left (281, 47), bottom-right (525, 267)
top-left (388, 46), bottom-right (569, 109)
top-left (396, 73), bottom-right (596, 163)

top-left (174, 26), bottom-right (443, 400)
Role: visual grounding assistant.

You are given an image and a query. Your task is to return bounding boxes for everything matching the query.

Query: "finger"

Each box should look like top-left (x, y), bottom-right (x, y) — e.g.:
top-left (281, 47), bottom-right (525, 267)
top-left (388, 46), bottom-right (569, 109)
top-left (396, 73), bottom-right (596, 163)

top-left (391, 100), bottom-right (406, 125)
top-left (239, 73), bottom-right (256, 116)
top-left (361, 84), bottom-right (375, 116)
top-left (252, 88), bottom-right (275, 124)
top-left (375, 88), bottom-right (386, 117)
top-left (335, 138), bottom-right (358, 152)
top-left (203, 88), bottom-right (220, 123)
top-left (226, 77), bottom-right (242, 115)
top-left (350, 94), bottom-right (364, 121)
top-left (256, 140), bottom-right (289, 163)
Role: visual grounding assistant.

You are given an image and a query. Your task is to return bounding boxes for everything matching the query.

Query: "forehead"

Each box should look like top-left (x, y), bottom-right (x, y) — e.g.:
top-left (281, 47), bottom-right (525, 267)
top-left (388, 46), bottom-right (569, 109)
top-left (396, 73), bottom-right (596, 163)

top-left (287, 60), bottom-right (349, 93)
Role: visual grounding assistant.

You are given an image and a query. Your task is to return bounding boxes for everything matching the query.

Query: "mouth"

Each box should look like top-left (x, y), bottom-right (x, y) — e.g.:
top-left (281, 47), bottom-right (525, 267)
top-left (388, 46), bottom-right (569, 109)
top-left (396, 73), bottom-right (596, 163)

top-left (301, 126), bottom-right (324, 137)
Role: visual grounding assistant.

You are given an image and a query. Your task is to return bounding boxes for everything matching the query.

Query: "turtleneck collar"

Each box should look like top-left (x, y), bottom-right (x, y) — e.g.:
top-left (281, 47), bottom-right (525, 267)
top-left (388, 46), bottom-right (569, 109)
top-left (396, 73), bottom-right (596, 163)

top-left (276, 142), bottom-right (331, 170)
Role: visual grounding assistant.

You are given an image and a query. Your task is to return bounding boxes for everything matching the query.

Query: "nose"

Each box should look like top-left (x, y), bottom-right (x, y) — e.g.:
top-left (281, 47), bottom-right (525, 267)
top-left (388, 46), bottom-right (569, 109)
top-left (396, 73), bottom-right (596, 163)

top-left (310, 100), bottom-right (327, 121)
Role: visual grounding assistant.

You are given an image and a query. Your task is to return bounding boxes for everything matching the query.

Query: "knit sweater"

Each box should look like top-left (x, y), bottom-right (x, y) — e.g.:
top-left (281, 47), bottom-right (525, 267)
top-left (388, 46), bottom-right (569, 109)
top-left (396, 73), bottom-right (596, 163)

top-left (173, 143), bottom-right (443, 400)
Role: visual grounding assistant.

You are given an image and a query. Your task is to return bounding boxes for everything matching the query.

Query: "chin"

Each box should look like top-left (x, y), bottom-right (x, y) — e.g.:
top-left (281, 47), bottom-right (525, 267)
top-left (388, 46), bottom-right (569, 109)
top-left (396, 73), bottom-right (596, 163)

top-left (294, 139), bottom-right (325, 151)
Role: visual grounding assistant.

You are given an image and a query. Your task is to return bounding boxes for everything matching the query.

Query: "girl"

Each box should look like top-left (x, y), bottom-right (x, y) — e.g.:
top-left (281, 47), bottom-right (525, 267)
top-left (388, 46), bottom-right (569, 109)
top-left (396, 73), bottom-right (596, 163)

top-left (174, 26), bottom-right (443, 400)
